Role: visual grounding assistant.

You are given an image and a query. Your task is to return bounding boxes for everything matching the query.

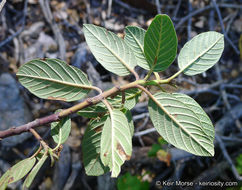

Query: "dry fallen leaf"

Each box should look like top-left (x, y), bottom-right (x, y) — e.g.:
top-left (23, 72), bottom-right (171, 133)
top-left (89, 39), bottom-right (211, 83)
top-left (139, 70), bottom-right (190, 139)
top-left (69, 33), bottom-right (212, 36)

top-left (156, 149), bottom-right (171, 167)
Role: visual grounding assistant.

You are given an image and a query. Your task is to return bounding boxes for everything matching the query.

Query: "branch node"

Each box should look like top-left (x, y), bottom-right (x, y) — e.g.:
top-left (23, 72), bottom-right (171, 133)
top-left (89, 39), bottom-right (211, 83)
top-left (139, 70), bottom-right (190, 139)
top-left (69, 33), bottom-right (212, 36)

top-left (115, 85), bottom-right (121, 91)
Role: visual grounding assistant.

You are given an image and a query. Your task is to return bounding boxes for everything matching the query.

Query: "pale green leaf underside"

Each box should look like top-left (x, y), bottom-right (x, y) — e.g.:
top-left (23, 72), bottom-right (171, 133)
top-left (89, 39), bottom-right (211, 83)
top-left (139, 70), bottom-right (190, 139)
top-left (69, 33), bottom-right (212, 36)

top-left (83, 24), bottom-right (137, 76)
top-left (17, 58), bottom-right (92, 102)
top-left (82, 116), bottom-right (109, 176)
top-left (124, 26), bottom-right (149, 70)
top-left (101, 110), bottom-right (132, 177)
top-left (148, 92), bottom-right (214, 156)
top-left (144, 14), bottom-right (177, 72)
top-left (51, 111), bottom-right (71, 144)
top-left (22, 154), bottom-right (48, 189)
top-left (0, 157), bottom-right (36, 189)
top-left (178, 31), bottom-right (224, 76)
top-left (122, 108), bottom-right (134, 136)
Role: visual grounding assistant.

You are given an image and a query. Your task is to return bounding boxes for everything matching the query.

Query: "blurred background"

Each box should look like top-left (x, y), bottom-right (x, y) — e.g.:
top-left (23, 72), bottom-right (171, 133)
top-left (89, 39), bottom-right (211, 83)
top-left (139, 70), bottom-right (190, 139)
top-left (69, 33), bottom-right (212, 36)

top-left (0, 0), bottom-right (241, 189)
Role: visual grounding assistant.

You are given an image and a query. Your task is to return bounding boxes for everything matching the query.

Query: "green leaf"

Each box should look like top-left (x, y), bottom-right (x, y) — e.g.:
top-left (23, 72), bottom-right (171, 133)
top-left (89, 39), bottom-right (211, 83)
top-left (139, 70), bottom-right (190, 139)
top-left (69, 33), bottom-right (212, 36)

top-left (124, 26), bottom-right (149, 70)
top-left (51, 110), bottom-right (71, 144)
top-left (100, 88), bottom-right (141, 110)
top-left (178, 31), bottom-right (224, 76)
top-left (117, 172), bottom-right (150, 190)
top-left (83, 24), bottom-right (137, 76)
top-left (100, 110), bottom-right (132, 177)
top-left (121, 108), bottom-right (134, 136)
top-left (77, 106), bottom-right (107, 118)
top-left (148, 92), bottom-right (214, 156)
top-left (144, 14), bottom-right (177, 72)
top-left (236, 154), bottom-right (242, 175)
top-left (107, 88), bottom-right (141, 110)
top-left (17, 58), bottom-right (92, 102)
top-left (158, 137), bottom-right (168, 145)
top-left (22, 154), bottom-right (48, 189)
top-left (80, 88), bottom-right (141, 116)
top-left (148, 144), bottom-right (162, 157)
top-left (82, 116), bottom-right (109, 176)
top-left (0, 157), bottom-right (36, 189)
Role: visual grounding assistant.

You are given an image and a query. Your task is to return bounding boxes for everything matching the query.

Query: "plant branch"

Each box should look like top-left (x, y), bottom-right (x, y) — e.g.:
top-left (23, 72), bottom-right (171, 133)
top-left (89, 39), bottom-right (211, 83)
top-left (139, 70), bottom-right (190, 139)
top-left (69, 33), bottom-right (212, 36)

top-left (0, 75), bottom-right (177, 140)
top-left (0, 80), bottom-right (144, 139)
top-left (29, 128), bottom-right (49, 151)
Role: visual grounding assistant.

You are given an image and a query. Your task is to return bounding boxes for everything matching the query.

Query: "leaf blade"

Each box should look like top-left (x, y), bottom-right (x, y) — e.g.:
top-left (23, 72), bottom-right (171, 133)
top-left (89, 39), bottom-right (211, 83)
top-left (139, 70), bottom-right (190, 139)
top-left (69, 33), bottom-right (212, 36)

top-left (22, 154), bottom-right (48, 189)
top-left (144, 14), bottom-right (177, 72)
top-left (17, 58), bottom-right (92, 102)
top-left (100, 110), bottom-right (132, 177)
top-left (83, 24), bottom-right (137, 76)
top-left (124, 26), bottom-right (149, 70)
top-left (178, 31), bottom-right (224, 76)
top-left (0, 157), bottom-right (36, 189)
top-left (51, 110), bottom-right (71, 144)
top-left (82, 116), bottom-right (110, 176)
top-left (148, 92), bottom-right (214, 156)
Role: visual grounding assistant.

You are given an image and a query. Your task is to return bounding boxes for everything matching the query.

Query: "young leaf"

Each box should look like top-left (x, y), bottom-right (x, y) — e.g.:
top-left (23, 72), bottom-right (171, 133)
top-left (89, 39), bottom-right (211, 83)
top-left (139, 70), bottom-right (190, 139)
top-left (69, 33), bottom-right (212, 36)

top-left (0, 157), bottom-right (36, 189)
top-left (77, 106), bottom-right (107, 118)
top-left (178, 31), bottom-right (224, 76)
top-left (100, 110), bottom-right (132, 177)
top-left (51, 111), bottom-right (71, 144)
top-left (17, 58), bottom-right (92, 102)
top-left (83, 24), bottom-right (137, 76)
top-left (22, 154), bottom-right (48, 189)
top-left (144, 14), bottom-right (177, 72)
top-left (124, 26), bottom-right (149, 70)
top-left (148, 92), bottom-right (214, 156)
top-left (82, 116), bottom-right (110, 176)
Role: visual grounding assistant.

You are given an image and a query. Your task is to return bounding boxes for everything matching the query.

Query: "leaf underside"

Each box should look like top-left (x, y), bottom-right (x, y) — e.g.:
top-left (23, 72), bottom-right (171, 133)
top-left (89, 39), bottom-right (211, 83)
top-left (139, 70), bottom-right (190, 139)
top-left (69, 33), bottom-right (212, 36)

top-left (51, 110), bottom-right (71, 144)
top-left (23, 154), bottom-right (48, 189)
top-left (83, 24), bottom-right (137, 76)
top-left (124, 26), bottom-right (149, 70)
top-left (17, 58), bottom-right (91, 102)
top-left (122, 108), bottom-right (134, 136)
top-left (0, 157), bottom-right (36, 189)
top-left (178, 31), bottom-right (224, 76)
top-left (100, 110), bottom-right (132, 177)
top-left (82, 116), bottom-right (109, 176)
top-left (144, 14), bottom-right (177, 72)
top-left (148, 92), bottom-right (214, 156)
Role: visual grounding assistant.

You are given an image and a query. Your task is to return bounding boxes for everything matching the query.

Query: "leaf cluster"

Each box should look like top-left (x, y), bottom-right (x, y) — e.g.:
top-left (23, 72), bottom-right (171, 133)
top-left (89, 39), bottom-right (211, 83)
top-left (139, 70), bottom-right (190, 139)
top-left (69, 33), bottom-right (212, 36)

top-left (0, 14), bottom-right (224, 188)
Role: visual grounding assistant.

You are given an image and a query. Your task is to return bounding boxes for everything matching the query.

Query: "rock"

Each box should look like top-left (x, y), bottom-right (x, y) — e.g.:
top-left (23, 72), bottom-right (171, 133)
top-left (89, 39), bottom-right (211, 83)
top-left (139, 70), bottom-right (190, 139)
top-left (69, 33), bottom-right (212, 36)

top-left (52, 145), bottom-right (71, 190)
top-left (0, 73), bottom-right (32, 147)
top-left (71, 42), bottom-right (92, 69)
top-left (23, 32), bottom-right (58, 63)
top-left (97, 173), bottom-right (116, 190)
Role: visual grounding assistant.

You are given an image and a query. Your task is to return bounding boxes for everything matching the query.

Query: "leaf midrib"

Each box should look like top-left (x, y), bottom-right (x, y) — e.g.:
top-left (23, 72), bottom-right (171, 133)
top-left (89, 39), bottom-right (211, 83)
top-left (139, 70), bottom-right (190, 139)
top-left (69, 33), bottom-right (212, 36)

top-left (150, 16), bottom-right (163, 71)
top-left (84, 25), bottom-right (134, 74)
top-left (17, 74), bottom-right (92, 90)
top-left (152, 96), bottom-right (212, 155)
top-left (181, 34), bottom-right (223, 72)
